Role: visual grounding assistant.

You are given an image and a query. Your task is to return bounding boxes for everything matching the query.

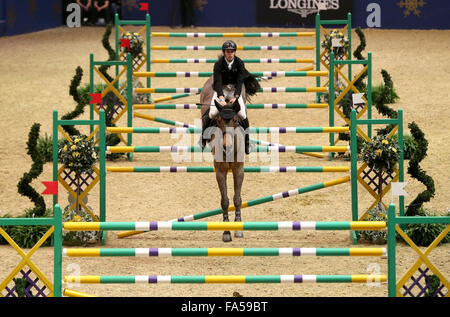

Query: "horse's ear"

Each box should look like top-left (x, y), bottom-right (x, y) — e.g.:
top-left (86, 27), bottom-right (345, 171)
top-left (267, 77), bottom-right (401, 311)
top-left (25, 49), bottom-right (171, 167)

top-left (232, 98), bottom-right (240, 113)
top-left (214, 99), bottom-right (223, 111)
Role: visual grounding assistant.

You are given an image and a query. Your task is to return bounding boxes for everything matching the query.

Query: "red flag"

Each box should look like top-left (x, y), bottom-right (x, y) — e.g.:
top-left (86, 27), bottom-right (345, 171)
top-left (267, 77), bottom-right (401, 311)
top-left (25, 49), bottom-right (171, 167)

top-left (139, 2), bottom-right (149, 12)
top-left (41, 181), bottom-right (58, 202)
top-left (89, 93), bottom-right (102, 104)
top-left (120, 38), bottom-right (130, 52)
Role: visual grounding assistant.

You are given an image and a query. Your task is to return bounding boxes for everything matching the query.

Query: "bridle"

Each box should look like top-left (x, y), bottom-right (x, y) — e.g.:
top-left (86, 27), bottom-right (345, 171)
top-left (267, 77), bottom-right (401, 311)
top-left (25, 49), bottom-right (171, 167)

top-left (212, 100), bottom-right (243, 157)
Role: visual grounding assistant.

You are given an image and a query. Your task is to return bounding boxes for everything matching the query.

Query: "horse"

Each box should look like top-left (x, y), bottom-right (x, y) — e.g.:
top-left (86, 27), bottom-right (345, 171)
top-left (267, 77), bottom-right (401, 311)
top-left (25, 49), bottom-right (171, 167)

top-left (200, 76), bottom-right (246, 242)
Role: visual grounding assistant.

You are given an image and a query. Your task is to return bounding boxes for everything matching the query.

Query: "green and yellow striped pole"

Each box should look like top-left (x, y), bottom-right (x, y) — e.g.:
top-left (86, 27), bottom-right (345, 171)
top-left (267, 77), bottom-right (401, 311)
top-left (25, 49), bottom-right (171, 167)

top-left (106, 166), bottom-right (350, 173)
top-left (64, 274), bottom-right (387, 284)
top-left (64, 220), bottom-right (385, 232)
top-left (64, 247), bottom-right (386, 258)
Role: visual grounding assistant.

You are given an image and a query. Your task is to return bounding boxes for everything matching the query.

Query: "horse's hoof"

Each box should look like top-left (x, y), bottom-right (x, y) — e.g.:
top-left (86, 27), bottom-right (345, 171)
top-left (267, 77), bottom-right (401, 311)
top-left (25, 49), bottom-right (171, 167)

top-left (223, 231), bottom-right (232, 242)
top-left (234, 231), bottom-right (243, 238)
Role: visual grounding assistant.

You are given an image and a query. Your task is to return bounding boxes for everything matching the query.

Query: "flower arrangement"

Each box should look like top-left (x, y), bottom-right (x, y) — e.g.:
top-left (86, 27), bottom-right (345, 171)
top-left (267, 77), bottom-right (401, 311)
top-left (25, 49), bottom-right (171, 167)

top-left (321, 29), bottom-right (349, 60)
top-left (362, 134), bottom-right (400, 201)
top-left (62, 205), bottom-right (99, 246)
top-left (360, 204), bottom-right (387, 244)
top-left (58, 135), bottom-right (98, 175)
top-left (362, 134), bottom-right (400, 174)
top-left (120, 32), bottom-right (144, 59)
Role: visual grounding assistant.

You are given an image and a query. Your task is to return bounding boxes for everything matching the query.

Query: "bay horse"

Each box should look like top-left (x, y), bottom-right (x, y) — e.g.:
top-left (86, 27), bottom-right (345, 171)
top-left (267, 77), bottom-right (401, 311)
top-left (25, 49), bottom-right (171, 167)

top-left (200, 76), bottom-right (246, 242)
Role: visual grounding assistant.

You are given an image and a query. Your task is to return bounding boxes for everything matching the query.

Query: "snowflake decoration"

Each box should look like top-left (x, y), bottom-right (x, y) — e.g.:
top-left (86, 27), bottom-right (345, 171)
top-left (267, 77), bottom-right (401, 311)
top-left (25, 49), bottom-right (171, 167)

top-left (122, 0), bottom-right (139, 12)
top-left (397, 0), bottom-right (427, 18)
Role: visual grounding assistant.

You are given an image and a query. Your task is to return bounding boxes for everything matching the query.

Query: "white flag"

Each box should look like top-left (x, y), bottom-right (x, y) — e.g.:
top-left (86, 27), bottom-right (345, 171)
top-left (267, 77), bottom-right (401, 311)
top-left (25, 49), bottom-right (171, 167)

top-left (352, 93), bottom-right (365, 104)
top-left (391, 182), bottom-right (408, 197)
top-left (331, 38), bottom-right (343, 48)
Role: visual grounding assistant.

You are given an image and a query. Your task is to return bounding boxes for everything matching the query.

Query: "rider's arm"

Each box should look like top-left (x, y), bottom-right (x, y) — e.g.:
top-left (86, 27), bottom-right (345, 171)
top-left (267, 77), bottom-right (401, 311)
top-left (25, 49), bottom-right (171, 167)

top-left (213, 60), bottom-right (224, 98)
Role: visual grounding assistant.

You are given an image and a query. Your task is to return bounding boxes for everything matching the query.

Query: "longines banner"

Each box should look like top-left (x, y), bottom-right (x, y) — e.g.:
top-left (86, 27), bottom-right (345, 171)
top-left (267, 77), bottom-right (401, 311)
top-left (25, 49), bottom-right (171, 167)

top-left (256, 0), bottom-right (353, 26)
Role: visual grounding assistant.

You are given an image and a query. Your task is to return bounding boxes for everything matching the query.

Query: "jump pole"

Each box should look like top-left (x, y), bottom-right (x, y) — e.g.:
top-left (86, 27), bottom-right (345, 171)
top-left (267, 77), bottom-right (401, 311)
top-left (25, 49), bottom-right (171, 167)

top-left (151, 31), bottom-right (315, 37)
top-left (65, 274), bottom-right (387, 285)
top-left (133, 71), bottom-right (328, 78)
top-left (64, 247), bottom-right (386, 257)
top-left (153, 92), bottom-right (200, 103)
top-left (133, 103), bottom-right (328, 109)
top-left (117, 176), bottom-right (350, 238)
top-left (134, 87), bottom-right (327, 94)
top-left (64, 220), bottom-right (385, 232)
top-left (106, 127), bottom-right (349, 134)
top-left (150, 58), bottom-right (315, 64)
top-left (106, 166), bottom-right (350, 173)
top-left (105, 145), bottom-right (349, 153)
top-left (150, 45), bottom-right (315, 51)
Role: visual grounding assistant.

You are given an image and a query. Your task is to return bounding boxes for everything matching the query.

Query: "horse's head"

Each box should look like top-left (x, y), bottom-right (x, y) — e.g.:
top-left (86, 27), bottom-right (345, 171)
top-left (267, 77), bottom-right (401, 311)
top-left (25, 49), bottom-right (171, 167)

top-left (214, 98), bottom-right (240, 129)
top-left (211, 99), bottom-right (244, 161)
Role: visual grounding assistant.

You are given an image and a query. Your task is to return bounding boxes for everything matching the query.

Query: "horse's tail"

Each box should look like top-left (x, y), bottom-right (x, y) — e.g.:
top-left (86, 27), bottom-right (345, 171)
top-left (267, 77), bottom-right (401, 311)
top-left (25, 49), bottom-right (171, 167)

top-left (243, 72), bottom-right (261, 103)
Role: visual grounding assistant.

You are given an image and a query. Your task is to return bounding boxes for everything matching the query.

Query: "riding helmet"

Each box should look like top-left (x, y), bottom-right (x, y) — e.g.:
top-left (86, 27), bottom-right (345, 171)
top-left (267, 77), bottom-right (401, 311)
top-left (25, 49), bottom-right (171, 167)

top-left (222, 40), bottom-right (237, 52)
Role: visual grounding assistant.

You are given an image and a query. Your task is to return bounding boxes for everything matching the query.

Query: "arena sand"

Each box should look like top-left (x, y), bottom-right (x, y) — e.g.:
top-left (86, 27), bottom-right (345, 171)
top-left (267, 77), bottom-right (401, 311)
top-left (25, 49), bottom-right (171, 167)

top-left (0, 25), bottom-right (449, 297)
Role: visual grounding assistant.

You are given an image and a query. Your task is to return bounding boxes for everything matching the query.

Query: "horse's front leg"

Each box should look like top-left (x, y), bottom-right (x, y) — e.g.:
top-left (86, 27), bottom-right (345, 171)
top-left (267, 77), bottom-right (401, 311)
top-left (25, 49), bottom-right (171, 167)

top-left (232, 163), bottom-right (244, 238)
top-left (215, 166), bottom-right (231, 242)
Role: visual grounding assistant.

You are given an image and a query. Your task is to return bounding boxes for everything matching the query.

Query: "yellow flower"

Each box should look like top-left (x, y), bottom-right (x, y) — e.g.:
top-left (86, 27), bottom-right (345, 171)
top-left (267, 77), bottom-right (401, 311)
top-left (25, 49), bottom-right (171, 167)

top-left (72, 152), bottom-right (80, 158)
top-left (376, 149), bottom-right (382, 156)
top-left (382, 140), bottom-right (389, 145)
top-left (73, 215), bottom-right (82, 222)
top-left (74, 138), bottom-right (80, 143)
top-left (63, 145), bottom-right (68, 151)
top-left (68, 163), bottom-right (73, 166)
top-left (392, 148), bottom-right (397, 153)
top-left (71, 145), bottom-right (76, 150)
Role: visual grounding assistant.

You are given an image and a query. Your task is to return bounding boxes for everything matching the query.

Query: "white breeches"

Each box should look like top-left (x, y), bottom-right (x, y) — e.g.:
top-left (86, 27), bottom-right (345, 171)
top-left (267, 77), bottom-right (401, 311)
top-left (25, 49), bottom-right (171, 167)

top-left (209, 85), bottom-right (247, 119)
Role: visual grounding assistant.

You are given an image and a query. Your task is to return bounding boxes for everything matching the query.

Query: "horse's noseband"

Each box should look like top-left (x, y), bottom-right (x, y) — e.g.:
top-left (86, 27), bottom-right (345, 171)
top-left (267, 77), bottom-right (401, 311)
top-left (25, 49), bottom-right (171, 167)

top-left (219, 105), bottom-right (236, 121)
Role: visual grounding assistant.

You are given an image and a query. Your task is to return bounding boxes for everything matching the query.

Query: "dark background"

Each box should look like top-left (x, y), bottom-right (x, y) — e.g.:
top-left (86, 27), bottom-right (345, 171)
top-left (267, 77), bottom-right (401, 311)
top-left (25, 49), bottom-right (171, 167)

top-left (1, 0), bottom-right (450, 36)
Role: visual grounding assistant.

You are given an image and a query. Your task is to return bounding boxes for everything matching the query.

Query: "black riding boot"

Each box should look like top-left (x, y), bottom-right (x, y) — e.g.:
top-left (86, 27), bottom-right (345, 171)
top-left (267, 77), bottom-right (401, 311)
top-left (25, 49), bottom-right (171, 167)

top-left (241, 117), bottom-right (250, 155)
top-left (200, 113), bottom-right (212, 149)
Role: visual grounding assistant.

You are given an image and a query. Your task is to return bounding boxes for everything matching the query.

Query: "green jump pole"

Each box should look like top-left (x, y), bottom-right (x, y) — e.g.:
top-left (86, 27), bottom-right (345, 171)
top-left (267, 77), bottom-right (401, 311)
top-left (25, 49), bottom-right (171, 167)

top-left (99, 110), bottom-right (106, 245)
top-left (315, 13), bottom-right (321, 103)
top-left (89, 53), bottom-right (94, 135)
top-left (387, 203), bottom-right (397, 297)
top-left (52, 110), bottom-right (58, 209)
top-left (329, 51), bottom-right (336, 160)
top-left (367, 52), bottom-right (372, 138)
top-left (397, 109), bottom-right (405, 218)
top-left (146, 13), bottom-right (151, 98)
top-left (350, 109), bottom-right (359, 244)
top-left (53, 204), bottom-right (63, 297)
top-left (115, 13), bottom-right (119, 80)
top-left (126, 53), bottom-right (133, 162)
top-left (347, 12), bottom-right (352, 92)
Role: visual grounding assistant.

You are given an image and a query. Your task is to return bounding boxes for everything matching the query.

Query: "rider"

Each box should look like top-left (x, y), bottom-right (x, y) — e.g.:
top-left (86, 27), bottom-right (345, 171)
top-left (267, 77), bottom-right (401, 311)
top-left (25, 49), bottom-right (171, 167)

top-left (201, 40), bottom-right (255, 155)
